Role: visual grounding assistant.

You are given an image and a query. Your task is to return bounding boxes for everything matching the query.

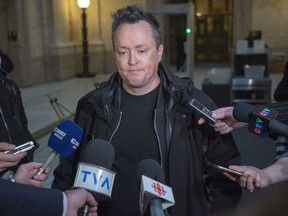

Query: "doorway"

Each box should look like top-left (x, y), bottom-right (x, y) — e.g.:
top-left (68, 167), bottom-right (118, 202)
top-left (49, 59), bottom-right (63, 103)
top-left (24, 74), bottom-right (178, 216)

top-left (194, 0), bottom-right (233, 63)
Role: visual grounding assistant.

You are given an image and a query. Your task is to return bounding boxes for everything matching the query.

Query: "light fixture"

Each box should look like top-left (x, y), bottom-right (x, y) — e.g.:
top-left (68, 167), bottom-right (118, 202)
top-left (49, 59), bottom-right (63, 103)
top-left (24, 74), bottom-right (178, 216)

top-left (77, 0), bottom-right (90, 9)
top-left (76, 0), bottom-right (95, 77)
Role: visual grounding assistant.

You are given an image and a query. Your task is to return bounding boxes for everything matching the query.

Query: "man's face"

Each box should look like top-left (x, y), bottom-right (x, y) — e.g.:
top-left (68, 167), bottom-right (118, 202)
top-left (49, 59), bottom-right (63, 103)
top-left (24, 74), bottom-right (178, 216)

top-left (113, 21), bottom-right (163, 95)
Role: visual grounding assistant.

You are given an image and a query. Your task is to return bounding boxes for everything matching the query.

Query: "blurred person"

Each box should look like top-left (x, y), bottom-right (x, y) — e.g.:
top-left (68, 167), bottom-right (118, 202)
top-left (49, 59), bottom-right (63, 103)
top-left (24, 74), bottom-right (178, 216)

top-left (0, 142), bottom-right (49, 187)
top-left (0, 51), bottom-right (39, 179)
top-left (274, 61), bottom-right (288, 102)
top-left (0, 178), bottom-right (98, 216)
top-left (53, 5), bottom-right (241, 216)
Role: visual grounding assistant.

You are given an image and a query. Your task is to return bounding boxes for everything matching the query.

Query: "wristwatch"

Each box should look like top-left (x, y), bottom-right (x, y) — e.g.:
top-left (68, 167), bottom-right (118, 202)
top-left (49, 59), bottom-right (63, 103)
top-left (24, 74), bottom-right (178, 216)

top-left (8, 171), bottom-right (16, 183)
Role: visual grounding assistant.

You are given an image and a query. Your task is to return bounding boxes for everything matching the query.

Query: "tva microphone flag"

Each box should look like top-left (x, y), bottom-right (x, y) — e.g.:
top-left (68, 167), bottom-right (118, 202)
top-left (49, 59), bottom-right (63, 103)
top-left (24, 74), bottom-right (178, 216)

top-left (35, 119), bottom-right (83, 175)
top-left (73, 139), bottom-right (116, 201)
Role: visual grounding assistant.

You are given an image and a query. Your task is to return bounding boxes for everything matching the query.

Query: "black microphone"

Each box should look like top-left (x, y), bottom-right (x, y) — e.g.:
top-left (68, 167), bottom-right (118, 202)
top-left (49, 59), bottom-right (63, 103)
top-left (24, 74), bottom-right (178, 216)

top-left (73, 139), bottom-right (115, 216)
top-left (136, 159), bottom-right (175, 216)
top-left (233, 102), bottom-right (288, 138)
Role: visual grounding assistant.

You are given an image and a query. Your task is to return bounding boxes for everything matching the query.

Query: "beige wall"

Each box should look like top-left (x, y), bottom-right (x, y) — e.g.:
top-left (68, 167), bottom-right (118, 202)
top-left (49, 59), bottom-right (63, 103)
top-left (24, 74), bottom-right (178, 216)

top-left (252, 0), bottom-right (288, 52)
top-left (1, 0), bottom-right (288, 87)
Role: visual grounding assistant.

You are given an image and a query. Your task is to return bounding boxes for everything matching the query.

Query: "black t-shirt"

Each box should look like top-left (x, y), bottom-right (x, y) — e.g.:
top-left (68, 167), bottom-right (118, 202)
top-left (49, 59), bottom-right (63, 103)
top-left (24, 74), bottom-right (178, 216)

top-left (99, 85), bottom-right (160, 216)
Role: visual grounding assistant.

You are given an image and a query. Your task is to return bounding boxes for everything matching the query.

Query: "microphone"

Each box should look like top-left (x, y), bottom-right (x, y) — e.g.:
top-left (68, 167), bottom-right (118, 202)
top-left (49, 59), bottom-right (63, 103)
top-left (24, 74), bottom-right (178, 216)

top-left (233, 102), bottom-right (288, 138)
top-left (35, 119), bottom-right (83, 175)
top-left (73, 139), bottom-right (116, 216)
top-left (136, 159), bottom-right (175, 216)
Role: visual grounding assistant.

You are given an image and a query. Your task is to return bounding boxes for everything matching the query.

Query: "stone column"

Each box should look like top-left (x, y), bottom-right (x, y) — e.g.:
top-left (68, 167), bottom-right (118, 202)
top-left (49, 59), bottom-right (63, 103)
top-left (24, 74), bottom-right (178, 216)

top-left (233, 0), bottom-right (253, 45)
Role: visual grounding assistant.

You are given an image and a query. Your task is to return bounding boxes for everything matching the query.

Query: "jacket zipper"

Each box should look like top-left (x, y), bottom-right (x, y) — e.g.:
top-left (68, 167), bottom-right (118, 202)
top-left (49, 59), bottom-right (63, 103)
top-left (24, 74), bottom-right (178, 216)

top-left (153, 110), bottom-right (163, 165)
top-left (109, 111), bottom-right (123, 142)
top-left (154, 110), bottom-right (171, 216)
top-left (0, 106), bottom-right (13, 143)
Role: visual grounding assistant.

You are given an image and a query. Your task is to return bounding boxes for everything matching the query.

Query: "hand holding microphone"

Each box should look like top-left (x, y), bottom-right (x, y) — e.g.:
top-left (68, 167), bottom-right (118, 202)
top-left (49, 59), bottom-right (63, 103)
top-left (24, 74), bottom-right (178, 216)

top-left (200, 102), bottom-right (288, 138)
top-left (34, 119), bottom-right (83, 176)
top-left (11, 162), bottom-right (50, 187)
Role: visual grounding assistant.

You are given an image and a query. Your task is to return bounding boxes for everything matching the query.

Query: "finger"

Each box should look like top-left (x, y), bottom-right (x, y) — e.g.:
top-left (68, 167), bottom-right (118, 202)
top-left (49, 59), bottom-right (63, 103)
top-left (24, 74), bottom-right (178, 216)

top-left (228, 165), bottom-right (248, 173)
top-left (85, 190), bottom-right (98, 207)
top-left (44, 167), bottom-right (51, 174)
top-left (1, 152), bottom-right (27, 162)
top-left (223, 172), bottom-right (238, 182)
top-left (214, 125), bottom-right (232, 134)
top-left (0, 142), bottom-right (15, 151)
top-left (27, 179), bottom-right (44, 187)
top-left (219, 128), bottom-right (233, 134)
top-left (246, 175), bottom-right (256, 190)
top-left (211, 109), bottom-right (226, 119)
top-left (254, 173), bottom-right (261, 188)
top-left (239, 175), bottom-right (248, 188)
top-left (33, 173), bottom-right (49, 181)
top-left (198, 118), bottom-right (206, 125)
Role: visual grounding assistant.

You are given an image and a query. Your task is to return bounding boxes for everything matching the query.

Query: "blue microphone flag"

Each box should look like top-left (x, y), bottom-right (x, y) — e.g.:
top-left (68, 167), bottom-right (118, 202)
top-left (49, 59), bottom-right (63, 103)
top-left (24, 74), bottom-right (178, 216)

top-left (48, 119), bottom-right (83, 157)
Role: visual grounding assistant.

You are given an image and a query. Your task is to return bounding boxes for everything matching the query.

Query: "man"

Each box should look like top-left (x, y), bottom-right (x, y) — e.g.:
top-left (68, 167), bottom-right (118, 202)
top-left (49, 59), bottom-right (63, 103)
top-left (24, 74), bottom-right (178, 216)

top-left (53, 5), bottom-right (241, 216)
top-left (0, 51), bottom-right (39, 179)
top-left (0, 178), bottom-right (98, 216)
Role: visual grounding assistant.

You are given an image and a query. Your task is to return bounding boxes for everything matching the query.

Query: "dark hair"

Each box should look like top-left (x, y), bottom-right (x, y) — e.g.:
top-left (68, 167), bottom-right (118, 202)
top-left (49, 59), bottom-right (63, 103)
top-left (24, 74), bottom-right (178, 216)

top-left (111, 5), bottom-right (162, 48)
top-left (0, 50), bottom-right (14, 74)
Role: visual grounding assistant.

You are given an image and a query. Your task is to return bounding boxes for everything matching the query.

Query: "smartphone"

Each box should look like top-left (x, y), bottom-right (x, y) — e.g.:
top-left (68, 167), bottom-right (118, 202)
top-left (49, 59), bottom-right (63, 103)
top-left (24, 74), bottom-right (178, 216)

top-left (212, 164), bottom-right (242, 176)
top-left (186, 99), bottom-right (216, 125)
top-left (4, 141), bottom-right (34, 154)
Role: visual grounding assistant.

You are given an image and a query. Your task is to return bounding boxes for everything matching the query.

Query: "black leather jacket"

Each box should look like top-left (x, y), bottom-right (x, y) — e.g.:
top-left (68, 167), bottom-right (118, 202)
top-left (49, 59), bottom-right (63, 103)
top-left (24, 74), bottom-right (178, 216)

top-left (0, 78), bottom-right (37, 175)
top-left (53, 63), bottom-right (241, 216)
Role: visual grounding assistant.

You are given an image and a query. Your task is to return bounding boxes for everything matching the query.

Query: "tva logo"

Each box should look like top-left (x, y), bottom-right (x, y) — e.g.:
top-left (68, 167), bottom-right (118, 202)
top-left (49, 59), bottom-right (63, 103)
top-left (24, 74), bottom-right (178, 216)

top-left (259, 108), bottom-right (271, 117)
top-left (81, 170), bottom-right (111, 190)
top-left (74, 163), bottom-right (115, 197)
top-left (254, 117), bottom-right (264, 134)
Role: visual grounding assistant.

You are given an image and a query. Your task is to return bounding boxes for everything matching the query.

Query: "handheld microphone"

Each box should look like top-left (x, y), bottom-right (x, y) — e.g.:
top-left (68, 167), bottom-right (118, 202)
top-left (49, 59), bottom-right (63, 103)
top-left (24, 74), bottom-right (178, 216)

top-left (233, 102), bottom-right (288, 138)
top-left (35, 119), bottom-right (83, 175)
top-left (136, 159), bottom-right (175, 216)
top-left (73, 139), bottom-right (115, 216)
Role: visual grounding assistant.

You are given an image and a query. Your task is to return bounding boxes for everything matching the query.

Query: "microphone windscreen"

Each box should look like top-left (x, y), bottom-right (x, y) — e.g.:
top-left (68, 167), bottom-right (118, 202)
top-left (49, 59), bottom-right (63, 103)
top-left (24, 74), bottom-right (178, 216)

top-left (136, 159), bottom-right (165, 188)
top-left (48, 119), bottom-right (83, 157)
top-left (79, 139), bottom-right (115, 169)
top-left (233, 102), bottom-right (255, 122)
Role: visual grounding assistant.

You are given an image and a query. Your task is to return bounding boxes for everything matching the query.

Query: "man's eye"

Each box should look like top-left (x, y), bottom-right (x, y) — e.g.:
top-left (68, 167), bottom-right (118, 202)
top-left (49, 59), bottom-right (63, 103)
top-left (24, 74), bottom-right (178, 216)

top-left (118, 51), bottom-right (127, 56)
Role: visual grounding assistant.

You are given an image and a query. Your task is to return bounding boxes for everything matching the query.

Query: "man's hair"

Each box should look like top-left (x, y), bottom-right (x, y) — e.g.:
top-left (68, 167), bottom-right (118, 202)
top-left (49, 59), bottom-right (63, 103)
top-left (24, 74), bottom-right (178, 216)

top-left (111, 5), bottom-right (162, 48)
top-left (0, 50), bottom-right (14, 74)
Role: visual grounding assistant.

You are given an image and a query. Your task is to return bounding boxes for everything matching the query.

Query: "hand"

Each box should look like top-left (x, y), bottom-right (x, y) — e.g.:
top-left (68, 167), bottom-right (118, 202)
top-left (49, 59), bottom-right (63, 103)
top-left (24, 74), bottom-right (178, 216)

top-left (223, 165), bottom-right (272, 192)
top-left (65, 188), bottom-right (98, 216)
top-left (14, 162), bottom-right (50, 187)
top-left (198, 107), bottom-right (247, 134)
top-left (0, 142), bottom-right (27, 172)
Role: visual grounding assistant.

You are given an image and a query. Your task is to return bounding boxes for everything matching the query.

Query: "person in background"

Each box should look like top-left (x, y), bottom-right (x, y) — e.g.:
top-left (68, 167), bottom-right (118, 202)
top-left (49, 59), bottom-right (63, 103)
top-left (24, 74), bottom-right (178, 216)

top-left (53, 5), bottom-right (241, 216)
top-left (0, 51), bottom-right (48, 186)
top-left (199, 105), bottom-right (288, 192)
top-left (0, 178), bottom-right (98, 216)
top-left (274, 61), bottom-right (288, 102)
